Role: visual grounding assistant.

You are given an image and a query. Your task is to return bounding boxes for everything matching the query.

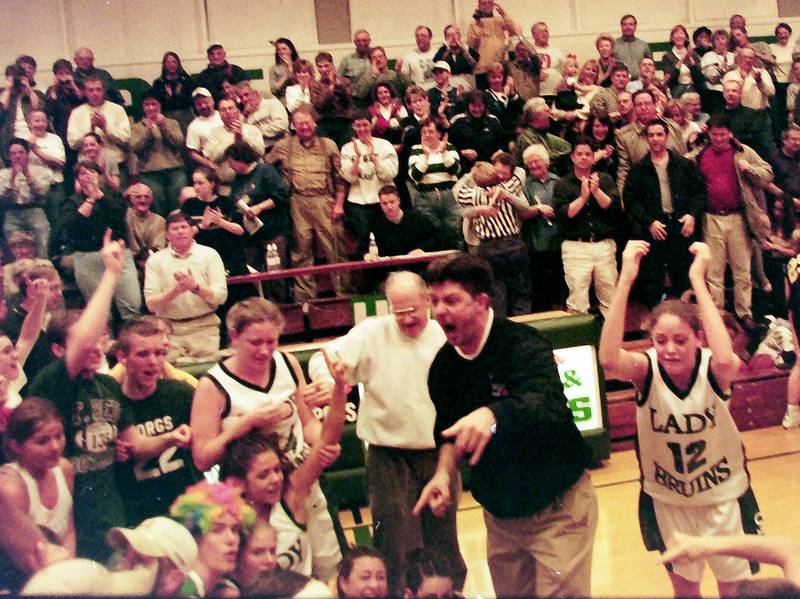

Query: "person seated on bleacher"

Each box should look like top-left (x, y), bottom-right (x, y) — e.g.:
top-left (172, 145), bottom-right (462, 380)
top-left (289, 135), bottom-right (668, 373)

top-left (515, 98), bottom-right (572, 171)
top-left (144, 209), bottom-right (227, 363)
top-left (131, 91), bottom-right (187, 215)
top-left (66, 75), bottom-right (130, 183)
top-left (2, 230), bottom-right (55, 297)
top-left (76, 132), bottom-right (120, 191)
top-left (26, 110), bottom-right (66, 232)
top-left (307, 267), bottom-right (467, 593)
top-left (285, 59), bottom-right (325, 116)
top-left (124, 182), bottom-right (166, 277)
top-left (195, 44), bottom-right (249, 104)
top-left (72, 47), bottom-right (124, 105)
top-left (0, 138), bottom-right (52, 259)
top-left (368, 185), bottom-right (449, 260)
top-left (238, 81), bottom-right (289, 153)
top-left (0, 64), bottom-right (45, 160)
top-left (64, 160), bottom-right (142, 321)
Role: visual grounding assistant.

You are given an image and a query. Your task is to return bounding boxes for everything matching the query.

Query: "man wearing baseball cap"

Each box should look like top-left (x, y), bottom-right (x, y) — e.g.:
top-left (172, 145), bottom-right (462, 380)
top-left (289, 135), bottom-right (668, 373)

top-left (21, 517), bottom-right (197, 596)
top-left (186, 87), bottom-right (223, 172)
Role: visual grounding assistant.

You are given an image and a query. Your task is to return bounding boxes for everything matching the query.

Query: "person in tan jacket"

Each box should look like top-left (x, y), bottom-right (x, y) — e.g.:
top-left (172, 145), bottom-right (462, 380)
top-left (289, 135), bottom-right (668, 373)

top-left (467, 0), bottom-right (520, 89)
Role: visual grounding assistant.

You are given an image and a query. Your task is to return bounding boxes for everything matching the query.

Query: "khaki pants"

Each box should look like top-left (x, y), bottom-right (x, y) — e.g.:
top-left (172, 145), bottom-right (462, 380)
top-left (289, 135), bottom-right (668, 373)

top-left (562, 239), bottom-right (618, 317)
top-left (167, 313), bottom-right (221, 364)
top-left (484, 472), bottom-right (598, 598)
top-left (290, 193), bottom-right (346, 300)
top-left (704, 213), bottom-right (752, 318)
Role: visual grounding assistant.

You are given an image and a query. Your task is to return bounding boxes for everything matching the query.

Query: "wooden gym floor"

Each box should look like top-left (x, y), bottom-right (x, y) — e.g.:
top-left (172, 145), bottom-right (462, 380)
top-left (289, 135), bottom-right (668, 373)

top-left (339, 426), bottom-right (800, 597)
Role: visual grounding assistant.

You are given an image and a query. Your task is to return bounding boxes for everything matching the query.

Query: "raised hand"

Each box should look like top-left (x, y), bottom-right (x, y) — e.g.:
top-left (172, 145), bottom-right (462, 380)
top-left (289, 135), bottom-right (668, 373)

top-left (688, 241), bottom-right (711, 281)
top-left (620, 240), bottom-right (650, 282)
top-left (100, 229), bottom-right (126, 275)
top-left (317, 444), bottom-right (342, 469)
top-left (321, 348), bottom-right (349, 387)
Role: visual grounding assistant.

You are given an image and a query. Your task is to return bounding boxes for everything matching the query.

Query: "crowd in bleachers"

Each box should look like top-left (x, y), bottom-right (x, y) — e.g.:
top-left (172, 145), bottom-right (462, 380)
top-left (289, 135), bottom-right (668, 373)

top-left (2, 3), bottom-right (800, 596)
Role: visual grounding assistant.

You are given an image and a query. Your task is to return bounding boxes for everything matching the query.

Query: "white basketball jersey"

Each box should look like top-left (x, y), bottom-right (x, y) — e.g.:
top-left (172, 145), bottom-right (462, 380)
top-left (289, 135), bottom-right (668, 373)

top-left (636, 348), bottom-right (749, 507)
top-left (207, 352), bottom-right (307, 463)
top-left (270, 499), bottom-right (313, 577)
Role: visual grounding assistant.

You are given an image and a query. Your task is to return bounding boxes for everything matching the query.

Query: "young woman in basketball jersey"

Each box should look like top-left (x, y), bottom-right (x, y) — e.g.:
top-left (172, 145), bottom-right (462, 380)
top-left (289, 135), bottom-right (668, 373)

top-left (223, 349), bottom-right (348, 582)
top-left (191, 297), bottom-right (327, 472)
top-left (599, 240), bottom-right (761, 597)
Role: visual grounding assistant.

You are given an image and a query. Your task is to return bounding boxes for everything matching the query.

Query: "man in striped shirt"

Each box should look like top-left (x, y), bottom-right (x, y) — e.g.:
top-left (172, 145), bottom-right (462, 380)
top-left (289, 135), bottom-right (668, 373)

top-left (456, 153), bottom-right (536, 316)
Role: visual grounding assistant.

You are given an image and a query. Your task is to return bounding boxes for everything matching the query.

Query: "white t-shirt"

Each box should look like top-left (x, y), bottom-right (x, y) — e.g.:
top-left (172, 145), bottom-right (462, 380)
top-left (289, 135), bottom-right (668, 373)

top-left (29, 133), bottom-right (66, 183)
top-left (185, 112), bottom-right (223, 152)
top-left (536, 44), bottom-right (565, 96)
top-left (401, 47), bottom-right (438, 89)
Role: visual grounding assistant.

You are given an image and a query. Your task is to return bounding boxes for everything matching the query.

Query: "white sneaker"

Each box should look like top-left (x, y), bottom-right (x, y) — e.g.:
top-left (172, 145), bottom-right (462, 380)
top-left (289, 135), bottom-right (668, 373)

top-left (783, 405), bottom-right (800, 429)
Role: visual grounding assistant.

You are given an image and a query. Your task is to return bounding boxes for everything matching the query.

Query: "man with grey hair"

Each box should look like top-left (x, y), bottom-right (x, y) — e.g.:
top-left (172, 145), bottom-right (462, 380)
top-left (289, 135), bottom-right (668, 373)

top-left (723, 47), bottom-right (775, 112)
top-left (521, 144), bottom-right (564, 311)
top-left (516, 98), bottom-right (571, 171)
top-left (238, 81), bottom-right (289, 152)
top-left (339, 29), bottom-right (374, 107)
top-left (308, 271), bottom-right (466, 596)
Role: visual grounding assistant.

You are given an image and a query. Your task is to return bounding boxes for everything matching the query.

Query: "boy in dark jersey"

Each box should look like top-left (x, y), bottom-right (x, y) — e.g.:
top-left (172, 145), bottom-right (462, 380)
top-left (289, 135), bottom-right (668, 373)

top-left (113, 318), bottom-right (199, 525)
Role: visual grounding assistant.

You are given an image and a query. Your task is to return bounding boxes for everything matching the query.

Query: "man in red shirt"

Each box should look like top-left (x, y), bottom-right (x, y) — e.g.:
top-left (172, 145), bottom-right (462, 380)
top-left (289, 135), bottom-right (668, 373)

top-left (694, 113), bottom-right (772, 330)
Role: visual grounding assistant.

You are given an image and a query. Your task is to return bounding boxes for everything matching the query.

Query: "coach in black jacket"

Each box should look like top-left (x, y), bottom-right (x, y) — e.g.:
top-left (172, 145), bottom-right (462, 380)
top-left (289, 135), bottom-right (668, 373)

top-left (623, 119), bottom-right (706, 307)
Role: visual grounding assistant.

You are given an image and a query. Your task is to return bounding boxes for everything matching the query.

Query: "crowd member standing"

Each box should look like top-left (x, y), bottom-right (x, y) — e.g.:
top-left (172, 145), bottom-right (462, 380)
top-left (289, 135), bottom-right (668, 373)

top-left (553, 137), bottom-right (620, 317)
top-left (692, 114), bottom-right (772, 330)
top-left (415, 253), bottom-right (597, 598)
top-left (340, 110), bottom-right (399, 257)
top-left (599, 241), bottom-right (762, 598)
top-left (267, 104), bottom-right (347, 300)
top-left (623, 119), bottom-right (706, 307)
top-left (309, 272), bottom-right (466, 594)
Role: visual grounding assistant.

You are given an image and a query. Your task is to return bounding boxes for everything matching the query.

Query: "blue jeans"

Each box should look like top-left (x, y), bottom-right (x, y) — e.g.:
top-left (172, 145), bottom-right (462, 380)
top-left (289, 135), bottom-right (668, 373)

top-left (410, 187), bottom-right (463, 249)
top-left (4, 207), bottom-right (50, 258)
top-left (73, 250), bottom-right (142, 321)
top-left (138, 168), bottom-right (188, 215)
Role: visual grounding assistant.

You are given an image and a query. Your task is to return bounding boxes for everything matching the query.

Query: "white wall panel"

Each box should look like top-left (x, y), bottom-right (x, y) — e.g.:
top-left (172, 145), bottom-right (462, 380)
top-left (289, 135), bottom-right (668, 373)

top-left (349, 0), bottom-right (454, 46)
top-left (206, 0), bottom-right (318, 52)
top-left (0, 0), bottom-right (67, 71)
